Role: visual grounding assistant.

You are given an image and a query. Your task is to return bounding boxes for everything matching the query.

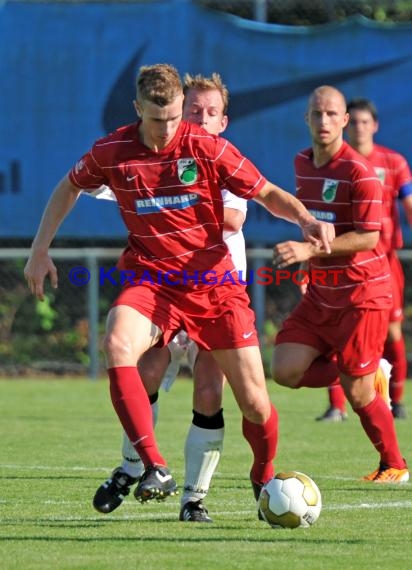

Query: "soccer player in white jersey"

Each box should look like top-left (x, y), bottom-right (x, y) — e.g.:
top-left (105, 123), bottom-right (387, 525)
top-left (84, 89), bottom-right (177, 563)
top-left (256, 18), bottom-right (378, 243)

top-left (92, 73), bottom-right (247, 522)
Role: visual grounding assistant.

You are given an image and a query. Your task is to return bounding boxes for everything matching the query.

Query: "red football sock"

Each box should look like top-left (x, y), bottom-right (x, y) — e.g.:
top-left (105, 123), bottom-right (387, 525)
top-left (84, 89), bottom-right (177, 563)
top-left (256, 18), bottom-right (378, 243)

top-left (297, 355), bottom-right (340, 388)
top-left (108, 366), bottom-right (166, 468)
top-left (354, 394), bottom-right (405, 469)
top-left (384, 338), bottom-right (408, 404)
top-left (242, 404), bottom-right (278, 484)
top-left (328, 380), bottom-right (347, 412)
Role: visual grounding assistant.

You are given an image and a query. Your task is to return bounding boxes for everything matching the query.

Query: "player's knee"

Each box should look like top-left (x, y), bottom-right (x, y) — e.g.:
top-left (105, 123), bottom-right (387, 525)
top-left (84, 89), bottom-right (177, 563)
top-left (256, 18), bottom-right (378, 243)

top-left (140, 367), bottom-right (163, 392)
top-left (272, 367), bottom-right (301, 388)
top-left (103, 331), bottom-right (134, 360)
top-left (193, 385), bottom-right (222, 415)
top-left (241, 394), bottom-right (272, 423)
top-left (272, 352), bottom-right (301, 387)
top-left (344, 380), bottom-right (375, 410)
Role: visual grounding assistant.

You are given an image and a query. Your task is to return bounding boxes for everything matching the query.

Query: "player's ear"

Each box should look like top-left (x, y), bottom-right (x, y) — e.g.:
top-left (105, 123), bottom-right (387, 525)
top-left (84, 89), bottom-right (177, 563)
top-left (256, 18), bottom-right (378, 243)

top-left (133, 100), bottom-right (142, 118)
top-left (342, 112), bottom-right (349, 128)
top-left (219, 114), bottom-right (228, 134)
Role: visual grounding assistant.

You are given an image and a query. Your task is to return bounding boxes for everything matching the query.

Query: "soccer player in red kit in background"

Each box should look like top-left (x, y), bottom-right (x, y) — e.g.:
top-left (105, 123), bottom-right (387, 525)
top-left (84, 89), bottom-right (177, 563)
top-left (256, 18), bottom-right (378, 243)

top-left (24, 64), bottom-right (335, 511)
top-left (272, 85), bottom-right (409, 483)
top-left (316, 98), bottom-right (412, 422)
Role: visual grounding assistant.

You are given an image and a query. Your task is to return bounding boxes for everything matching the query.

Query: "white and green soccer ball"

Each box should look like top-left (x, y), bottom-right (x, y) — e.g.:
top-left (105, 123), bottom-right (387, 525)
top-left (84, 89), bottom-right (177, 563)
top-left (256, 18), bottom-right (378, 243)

top-left (258, 471), bottom-right (322, 529)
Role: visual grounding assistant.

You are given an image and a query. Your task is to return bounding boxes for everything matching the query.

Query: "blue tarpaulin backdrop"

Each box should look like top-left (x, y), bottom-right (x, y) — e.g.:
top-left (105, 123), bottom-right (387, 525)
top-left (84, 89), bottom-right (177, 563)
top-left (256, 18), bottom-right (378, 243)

top-left (1, 0), bottom-right (411, 244)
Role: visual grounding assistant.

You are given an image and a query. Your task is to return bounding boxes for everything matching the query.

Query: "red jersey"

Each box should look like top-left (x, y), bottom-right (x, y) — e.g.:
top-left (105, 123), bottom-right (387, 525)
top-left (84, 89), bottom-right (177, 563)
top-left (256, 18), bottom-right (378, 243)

top-left (69, 121), bottom-right (266, 287)
top-left (363, 144), bottom-right (412, 252)
top-left (295, 141), bottom-right (392, 309)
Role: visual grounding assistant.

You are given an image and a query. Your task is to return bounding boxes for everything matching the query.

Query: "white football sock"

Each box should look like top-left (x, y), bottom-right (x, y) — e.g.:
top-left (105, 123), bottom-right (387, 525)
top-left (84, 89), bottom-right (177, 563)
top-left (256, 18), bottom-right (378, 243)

top-left (120, 400), bottom-right (159, 478)
top-left (182, 423), bottom-right (224, 505)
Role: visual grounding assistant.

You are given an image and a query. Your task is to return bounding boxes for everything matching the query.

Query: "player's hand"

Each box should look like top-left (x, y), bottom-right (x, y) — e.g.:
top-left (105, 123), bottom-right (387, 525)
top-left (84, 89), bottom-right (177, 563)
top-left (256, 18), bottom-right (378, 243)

top-left (301, 219), bottom-right (335, 254)
top-left (273, 241), bottom-right (313, 268)
top-left (24, 251), bottom-right (58, 301)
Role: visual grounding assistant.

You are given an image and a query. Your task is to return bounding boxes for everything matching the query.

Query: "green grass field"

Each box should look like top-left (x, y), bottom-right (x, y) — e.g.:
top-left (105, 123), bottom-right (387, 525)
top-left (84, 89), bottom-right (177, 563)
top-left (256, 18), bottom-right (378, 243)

top-left (0, 377), bottom-right (411, 570)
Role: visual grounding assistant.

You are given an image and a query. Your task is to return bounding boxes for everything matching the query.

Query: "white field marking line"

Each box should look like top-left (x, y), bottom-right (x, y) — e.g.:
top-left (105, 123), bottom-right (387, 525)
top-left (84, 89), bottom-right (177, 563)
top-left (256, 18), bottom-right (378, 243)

top-left (1, 464), bottom-right (409, 485)
top-left (0, 499), bottom-right (411, 514)
top-left (0, 464), bottom-right (116, 472)
top-left (324, 501), bottom-right (412, 511)
top-left (0, 466), bottom-right (390, 481)
top-left (1, 505), bottom-right (411, 523)
top-left (0, 513), bottom-right (180, 522)
top-left (317, 475), bottom-right (362, 481)
top-left (0, 496), bottom-right (181, 509)
top-left (0, 464), bottom-right (223, 475)
top-left (0, 466), bottom-right (362, 480)
top-left (41, 501), bottom-right (412, 512)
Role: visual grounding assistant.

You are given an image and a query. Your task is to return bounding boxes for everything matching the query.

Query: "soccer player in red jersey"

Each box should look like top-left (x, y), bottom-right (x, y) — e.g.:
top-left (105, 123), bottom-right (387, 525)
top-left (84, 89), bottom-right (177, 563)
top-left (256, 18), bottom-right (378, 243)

top-left (92, 73), bottom-right (248, 522)
top-left (317, 98), bottom-right (412, 421)
top-left (24, 64), bottom-right (335, 511)
top-left (272, 86), bottom-right (409, 483)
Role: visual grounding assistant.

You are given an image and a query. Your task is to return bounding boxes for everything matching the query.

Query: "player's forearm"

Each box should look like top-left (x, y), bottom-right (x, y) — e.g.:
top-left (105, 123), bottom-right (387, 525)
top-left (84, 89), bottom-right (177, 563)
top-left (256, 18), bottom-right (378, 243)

top-left (312, 230), bottom-right (379, 258)
top-left (31, 176), bottom-right (81, 252)
top-left (254, 182), bottom-right (315, 227)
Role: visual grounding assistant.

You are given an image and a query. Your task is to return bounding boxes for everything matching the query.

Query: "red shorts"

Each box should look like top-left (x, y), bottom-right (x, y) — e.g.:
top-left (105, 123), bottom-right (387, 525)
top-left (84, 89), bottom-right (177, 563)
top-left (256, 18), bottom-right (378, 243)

top-left (112, 282), bottom-right (258, 350)
top-left (388, 252), bottom-right (404, 322)
top-left (275, 297), bottom-right (389, 376)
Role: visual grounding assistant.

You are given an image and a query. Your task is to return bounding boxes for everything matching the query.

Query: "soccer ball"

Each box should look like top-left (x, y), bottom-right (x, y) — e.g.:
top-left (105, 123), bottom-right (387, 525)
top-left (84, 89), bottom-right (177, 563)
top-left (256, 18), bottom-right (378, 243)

top-left (258, 471), bottom-right (322, 529)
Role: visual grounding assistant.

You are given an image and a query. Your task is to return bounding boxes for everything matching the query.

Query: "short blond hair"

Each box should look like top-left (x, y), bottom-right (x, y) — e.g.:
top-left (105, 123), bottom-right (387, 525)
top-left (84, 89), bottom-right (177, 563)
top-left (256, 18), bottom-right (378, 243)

top-left (136, 63), bottom-right (183, 106)
top-left (183, 73), bottom-right (229, 114)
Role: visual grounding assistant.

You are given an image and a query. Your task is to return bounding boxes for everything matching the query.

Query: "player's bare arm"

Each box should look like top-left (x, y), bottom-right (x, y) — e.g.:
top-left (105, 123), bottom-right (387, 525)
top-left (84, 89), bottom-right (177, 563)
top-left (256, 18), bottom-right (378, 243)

top-left (273, 229), bottom-right (379, 268)
top-left (223, 207), bottom-right (246, 232)
top-left (254, 181), bottom-right (335, 253)
top-left (402, 194), bottom-right (412, 226)
top-left (24, 175), bottom-right (82, 300)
